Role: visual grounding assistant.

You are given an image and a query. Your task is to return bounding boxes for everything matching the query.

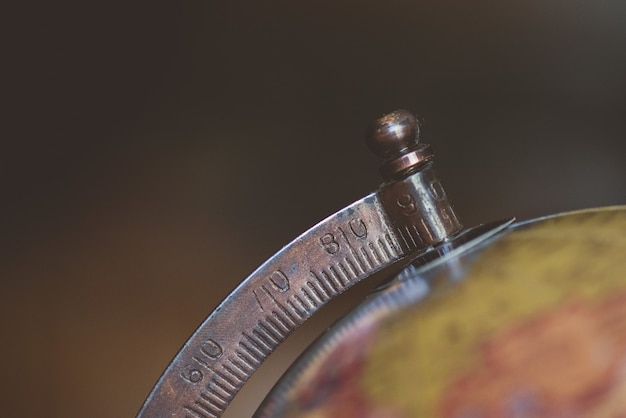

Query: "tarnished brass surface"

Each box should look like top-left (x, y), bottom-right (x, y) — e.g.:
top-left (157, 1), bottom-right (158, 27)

top-left (137, 111), bottom-right (462, 417)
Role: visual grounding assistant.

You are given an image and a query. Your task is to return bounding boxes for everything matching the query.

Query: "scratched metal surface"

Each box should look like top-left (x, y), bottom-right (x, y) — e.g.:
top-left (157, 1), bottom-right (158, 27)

top-left (138, 123), bottom-right (463, 417)
top-left (137, 194), bottom-right (407, 417)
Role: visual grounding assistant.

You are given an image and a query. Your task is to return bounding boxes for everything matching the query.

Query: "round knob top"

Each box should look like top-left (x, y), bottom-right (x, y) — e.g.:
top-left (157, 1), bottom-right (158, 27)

top-left (365, 109), bottom-right (420, 160)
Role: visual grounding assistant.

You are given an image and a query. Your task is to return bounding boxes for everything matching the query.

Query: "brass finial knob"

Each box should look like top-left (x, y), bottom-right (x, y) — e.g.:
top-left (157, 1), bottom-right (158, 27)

top-left (365, 109), bottom-right (433, 181)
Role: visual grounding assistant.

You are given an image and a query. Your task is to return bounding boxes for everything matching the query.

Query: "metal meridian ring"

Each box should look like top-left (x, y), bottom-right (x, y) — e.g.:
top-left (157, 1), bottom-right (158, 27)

top-left (137, 110), bottom-right (462, 418)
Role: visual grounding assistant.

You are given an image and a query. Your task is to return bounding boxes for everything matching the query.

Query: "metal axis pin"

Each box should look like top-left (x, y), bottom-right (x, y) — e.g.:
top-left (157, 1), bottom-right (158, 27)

top-left (367, 109), bottom-right (462, 246)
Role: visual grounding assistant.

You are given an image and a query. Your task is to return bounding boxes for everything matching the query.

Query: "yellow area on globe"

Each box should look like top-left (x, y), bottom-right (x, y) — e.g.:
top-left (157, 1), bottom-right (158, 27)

top-left (363, 208), bottom-right (626, 416)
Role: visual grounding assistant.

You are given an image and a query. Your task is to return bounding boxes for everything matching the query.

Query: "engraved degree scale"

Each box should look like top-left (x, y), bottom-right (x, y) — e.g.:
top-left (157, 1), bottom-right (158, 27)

top-left (138, 110), bottom-right (485, 417)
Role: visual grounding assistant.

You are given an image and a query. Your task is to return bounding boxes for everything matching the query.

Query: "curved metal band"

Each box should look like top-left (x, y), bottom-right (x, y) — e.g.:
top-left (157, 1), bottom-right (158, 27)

top-left (138, 166), bottom-right (461, 418)
top-left (138, 193), bottom-right (415, 417)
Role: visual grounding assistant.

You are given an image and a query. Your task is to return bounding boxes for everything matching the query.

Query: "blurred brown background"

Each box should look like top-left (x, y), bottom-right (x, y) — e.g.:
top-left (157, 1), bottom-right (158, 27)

top-left (3, 1), bottom-right (626, 417)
